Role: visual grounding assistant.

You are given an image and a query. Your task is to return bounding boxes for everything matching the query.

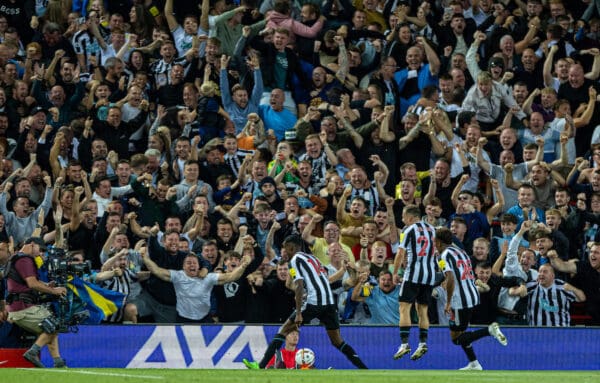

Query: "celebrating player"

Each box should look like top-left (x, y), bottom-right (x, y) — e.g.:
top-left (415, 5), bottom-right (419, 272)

top-left (244, 235), bottom-right (367, 369)
top-left (435, 227), bottom-right (507, 370)
top-left (392, 205), bottom-right (437, 361)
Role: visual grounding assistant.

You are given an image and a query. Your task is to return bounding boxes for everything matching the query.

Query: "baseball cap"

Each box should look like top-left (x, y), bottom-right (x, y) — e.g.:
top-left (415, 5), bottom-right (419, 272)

top-left (29, 106), bottom-right (48, 116)
top-left (489, 57), bottom-right (505, 69)
top-left (260, 176), bottom-right (276, 188)
top-left (24, 237), bottom-right (47, 250)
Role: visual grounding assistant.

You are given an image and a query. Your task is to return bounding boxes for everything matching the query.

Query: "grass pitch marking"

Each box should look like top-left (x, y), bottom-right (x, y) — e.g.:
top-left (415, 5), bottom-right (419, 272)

top-left (17, 368), bottom-right (165, 380)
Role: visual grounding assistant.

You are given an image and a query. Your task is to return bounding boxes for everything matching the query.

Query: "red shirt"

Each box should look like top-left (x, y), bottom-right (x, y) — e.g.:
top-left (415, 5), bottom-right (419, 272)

top-left (6, 256), bottom-right (38, 312)
top-left (266, 348), bottom-right (297, 369)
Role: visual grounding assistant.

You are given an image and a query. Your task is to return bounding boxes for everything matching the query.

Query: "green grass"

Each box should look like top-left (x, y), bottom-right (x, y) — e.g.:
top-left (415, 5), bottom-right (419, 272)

top-left (3, 369), bottom-right (600, 383)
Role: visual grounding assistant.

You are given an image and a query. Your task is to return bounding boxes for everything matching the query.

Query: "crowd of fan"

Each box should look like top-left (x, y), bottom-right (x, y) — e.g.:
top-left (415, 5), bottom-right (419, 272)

top-left (0, 0), bottom-right (599, 328)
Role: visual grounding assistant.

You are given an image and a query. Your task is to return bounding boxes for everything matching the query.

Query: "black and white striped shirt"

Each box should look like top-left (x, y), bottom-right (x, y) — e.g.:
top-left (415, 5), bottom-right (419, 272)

top-left (526, 279), bottom-right (576, 327)
top-left (290, 251), bottom-right (334, 307)
top-left (298, 151), bottom-right (331, 187)
top-left (346, 182), bottom-right (380, 217)
top-left (440, 245), bottom-right (480, 309)
top-left (401, 222), bottom-right (437, 286)
top-left (101, 269), bottom-right (137, 323)
top-left (149, 57), bottom-right (191, 89)
top-left (224, 149), bottom-right (254, 178)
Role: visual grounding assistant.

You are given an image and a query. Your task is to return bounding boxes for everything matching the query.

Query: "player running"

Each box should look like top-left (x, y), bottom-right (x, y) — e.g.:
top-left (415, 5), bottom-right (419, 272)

top-left (435, 227), bottom-right (507, 370)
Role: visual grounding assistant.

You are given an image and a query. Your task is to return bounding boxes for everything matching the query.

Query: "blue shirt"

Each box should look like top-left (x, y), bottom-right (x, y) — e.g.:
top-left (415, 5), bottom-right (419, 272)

top-left (259, 105), bottom-right (297, 141)
top-left (506, 204), bottom-right (546, 230)
top-left (366, 285), bottom-right (401, 325)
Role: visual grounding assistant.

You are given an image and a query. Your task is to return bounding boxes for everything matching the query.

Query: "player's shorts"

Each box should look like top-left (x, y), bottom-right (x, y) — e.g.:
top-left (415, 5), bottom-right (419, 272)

top-left (449, 307), bottom-right (473, 332)
top-left (398, 280), bottom-right (433, 305)
top-left (7, 305), bottom-right (52, 335)
top-left (289, 304), bottom-right (340, 330)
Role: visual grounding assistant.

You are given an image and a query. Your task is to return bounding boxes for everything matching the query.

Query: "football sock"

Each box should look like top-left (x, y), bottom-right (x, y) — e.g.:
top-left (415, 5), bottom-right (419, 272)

top-left (418, 328), bottom-right (428, 343)
top-left (258, 334), bottom-right (286, 369)
top-left (461, 344), bottom-right (477, 362)
top-left (337, 342), bottom-right (368, 369)
top-left (400, 326), bottom-right (410, 344)
top-left (456, 329), bottom-right (490, 346)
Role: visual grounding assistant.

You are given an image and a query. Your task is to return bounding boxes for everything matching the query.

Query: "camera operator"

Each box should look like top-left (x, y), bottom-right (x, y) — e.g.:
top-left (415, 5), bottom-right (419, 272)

top-left (5, 237), bottom-right (67, 368)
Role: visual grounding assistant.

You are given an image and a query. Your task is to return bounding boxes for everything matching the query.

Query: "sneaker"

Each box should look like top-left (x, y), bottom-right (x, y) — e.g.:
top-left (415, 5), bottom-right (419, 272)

top-left (410, 343), bottom-right (428, 361)
top-left (392, 344), bottom-right (411, 360)
top-left (54, 358), bottom-right (67, 368)
top-left (242, 359), bottom-right (259, 369)
top-left (459, 361), bottom-right (483, 371)
top-left (488, 322), bottom-right (508, 346)
top-left (23, 350), bottom-right (45, 368)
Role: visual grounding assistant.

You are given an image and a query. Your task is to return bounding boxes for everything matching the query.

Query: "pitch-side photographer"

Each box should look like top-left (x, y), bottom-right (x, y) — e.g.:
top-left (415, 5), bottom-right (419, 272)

top-left (5, 237), bottom-right (67, 368)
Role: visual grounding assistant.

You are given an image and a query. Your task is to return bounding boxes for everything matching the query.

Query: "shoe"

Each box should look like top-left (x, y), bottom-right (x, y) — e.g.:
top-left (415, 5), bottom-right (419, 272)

top-left (23, 350), bottom-right (45, 368)
top-left (392, 344), bottom-right (411, 360)
top-left (242, 358), bottom-right (259, 369)
top-left (54, 358), bottom-right (67, 368)
top-left (410, 343), bottom-right (428, 361)
top-left (488, 322), bottom-right (508, 346)
top-left (459, 361), bottom-right (483, 371)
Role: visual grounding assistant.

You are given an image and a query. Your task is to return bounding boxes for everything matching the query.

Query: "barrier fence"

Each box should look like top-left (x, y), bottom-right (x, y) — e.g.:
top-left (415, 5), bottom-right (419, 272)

top-left (8, 325), bottom-right (593, 369)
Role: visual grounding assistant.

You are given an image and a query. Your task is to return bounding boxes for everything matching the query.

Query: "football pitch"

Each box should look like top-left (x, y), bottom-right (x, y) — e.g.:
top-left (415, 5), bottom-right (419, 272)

top-left (3, 369), bottom-right (600, 383)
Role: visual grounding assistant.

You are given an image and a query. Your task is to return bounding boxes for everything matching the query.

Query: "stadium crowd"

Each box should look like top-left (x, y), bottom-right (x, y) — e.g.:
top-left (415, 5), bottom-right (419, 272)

top-left (0, 0), bottom-right (600, 332)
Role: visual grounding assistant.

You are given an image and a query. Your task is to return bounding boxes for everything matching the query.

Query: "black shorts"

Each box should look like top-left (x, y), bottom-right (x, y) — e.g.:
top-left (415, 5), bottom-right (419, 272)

top-left (398, 280), bottom-right (433, 305)
top-left (289, 304), bottom-right (340, 330)
top-left (449, 307), bottom-right (473, 332)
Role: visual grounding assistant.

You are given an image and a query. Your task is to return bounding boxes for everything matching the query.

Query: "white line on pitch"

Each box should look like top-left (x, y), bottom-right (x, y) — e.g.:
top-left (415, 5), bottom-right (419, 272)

top-left (17, 368), bottom-right (165, 379)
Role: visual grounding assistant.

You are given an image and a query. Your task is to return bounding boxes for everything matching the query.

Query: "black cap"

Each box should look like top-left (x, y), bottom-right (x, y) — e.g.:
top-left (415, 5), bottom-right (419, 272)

top-left (260, 176), bottom-right (276, 188)
top-left (24, 237), bottom-right (47, 250)
top-left (489, 57), bottom-right (505, 69)
top-left (397, 0), bottom-right (410, 6)
top-left (29, 106), bottom-right (48, 116)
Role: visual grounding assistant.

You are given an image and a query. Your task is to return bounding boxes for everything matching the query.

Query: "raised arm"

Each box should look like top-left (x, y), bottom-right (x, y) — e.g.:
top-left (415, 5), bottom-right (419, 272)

top-left (302, 214), bottom-right (322, 246)
top-left (486, 179), bottom-right (504, 223)
top-left (451, 174), bottom-right (470, 208)
top-left (417, 36), bottom-right (440, 76)
top-left (164, 0), bottom-right (179, 32)
top-left (546, 249), bottom-right (577, 274)
top-left (200, 0), bottom-right (210, 31)
top-left (543, 44), bottom-right (558, 87)
top-left (320, 131), bottom-right (338, 166)
top-left (563, 282), bottom-right (586, 302)
top-left (584, 49), bottom-right (600, 80)
top-left (573, 87), bottom-right (597, 129)
top-left (492, 240), bottom-right (508, 276)
top-left (522, 88), bottom-right (540, 115)
top-left (503, 163), bottom-right (521, 190)
top-left (476, 137), bottom-right (491, 173)
top-left (337, 185), bottom-right (352, 223)
top-left (466, 31), bottom-right (485, 81)
top-left (140, 246), bottom-right (171, 282)
top-left (379, 105), bottom-right (396, 143)
top-left (217, 255), bottom-right (251, 284)
top-left (335, 108), bottom-right (364, 148)
top-left (264, 221), bottom-right (280, 261)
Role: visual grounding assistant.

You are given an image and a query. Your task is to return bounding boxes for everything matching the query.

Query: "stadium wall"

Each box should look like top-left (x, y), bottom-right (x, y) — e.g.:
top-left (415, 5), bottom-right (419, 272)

top-left (39, 325), bottom-right (600, 369)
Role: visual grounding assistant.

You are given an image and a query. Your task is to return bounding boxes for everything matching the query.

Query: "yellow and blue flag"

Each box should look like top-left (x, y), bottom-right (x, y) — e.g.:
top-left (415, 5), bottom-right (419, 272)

top-left (67, 277), bottom-right (126, 324)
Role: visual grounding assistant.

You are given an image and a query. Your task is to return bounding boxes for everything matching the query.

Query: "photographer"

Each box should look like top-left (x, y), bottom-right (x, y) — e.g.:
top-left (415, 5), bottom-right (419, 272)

top-left (5, 237), bottom-right (67, 368)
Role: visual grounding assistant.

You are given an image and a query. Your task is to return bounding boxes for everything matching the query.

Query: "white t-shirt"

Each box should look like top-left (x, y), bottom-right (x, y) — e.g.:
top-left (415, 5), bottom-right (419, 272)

top-left (169, 270), bottom-right (219, 320)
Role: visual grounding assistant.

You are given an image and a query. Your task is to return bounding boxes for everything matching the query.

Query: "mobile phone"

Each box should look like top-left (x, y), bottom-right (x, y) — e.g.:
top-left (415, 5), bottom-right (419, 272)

top-left (444, 7), bottom-right (453, 15)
